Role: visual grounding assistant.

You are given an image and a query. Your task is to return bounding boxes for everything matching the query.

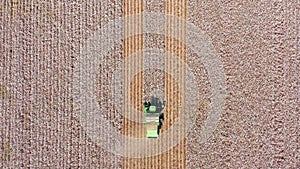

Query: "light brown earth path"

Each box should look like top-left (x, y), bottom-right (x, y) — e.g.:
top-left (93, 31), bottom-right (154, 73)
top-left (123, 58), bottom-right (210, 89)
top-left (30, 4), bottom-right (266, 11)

top-left (122, 0), bottom-right (145, 168)
top-left (122, 0), bottom-right (187, 168)
top-left (163, 0), bottom-right (187, 169)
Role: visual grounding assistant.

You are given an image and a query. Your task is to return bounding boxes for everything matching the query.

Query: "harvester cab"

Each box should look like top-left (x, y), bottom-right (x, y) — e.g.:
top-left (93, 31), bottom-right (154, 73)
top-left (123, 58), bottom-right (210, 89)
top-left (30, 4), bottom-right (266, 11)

top-left (143, 97), bottom-right (165, 138)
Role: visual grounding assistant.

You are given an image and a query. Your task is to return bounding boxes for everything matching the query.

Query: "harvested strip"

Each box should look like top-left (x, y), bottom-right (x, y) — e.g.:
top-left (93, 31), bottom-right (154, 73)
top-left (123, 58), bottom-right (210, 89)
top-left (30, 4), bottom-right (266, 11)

top-left (122, 0), bottom-right (144, 168)
top-left (164, 0), bottom-right (187, 168)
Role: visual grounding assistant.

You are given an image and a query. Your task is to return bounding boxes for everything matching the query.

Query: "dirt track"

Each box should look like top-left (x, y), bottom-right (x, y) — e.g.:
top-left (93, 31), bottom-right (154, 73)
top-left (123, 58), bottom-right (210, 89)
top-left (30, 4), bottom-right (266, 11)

top-left (1, 0), bottom-right (299, 168)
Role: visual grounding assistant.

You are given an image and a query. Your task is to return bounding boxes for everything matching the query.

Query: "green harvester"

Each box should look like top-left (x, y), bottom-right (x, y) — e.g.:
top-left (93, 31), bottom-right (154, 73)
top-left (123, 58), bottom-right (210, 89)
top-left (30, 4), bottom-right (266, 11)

top-left (143, 97), bottom-right (165, 138)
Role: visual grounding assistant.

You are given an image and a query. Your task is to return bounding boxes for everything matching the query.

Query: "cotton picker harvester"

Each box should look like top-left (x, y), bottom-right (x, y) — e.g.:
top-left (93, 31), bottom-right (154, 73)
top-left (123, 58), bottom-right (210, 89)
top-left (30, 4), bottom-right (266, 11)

top-left (143, 97), bottom-right (165, 138)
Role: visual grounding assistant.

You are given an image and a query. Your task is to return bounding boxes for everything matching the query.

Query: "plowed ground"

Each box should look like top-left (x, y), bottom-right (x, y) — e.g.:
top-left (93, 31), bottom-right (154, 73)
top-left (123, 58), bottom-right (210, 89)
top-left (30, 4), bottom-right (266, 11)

top-left (1, 1), bottom-right (298, 169)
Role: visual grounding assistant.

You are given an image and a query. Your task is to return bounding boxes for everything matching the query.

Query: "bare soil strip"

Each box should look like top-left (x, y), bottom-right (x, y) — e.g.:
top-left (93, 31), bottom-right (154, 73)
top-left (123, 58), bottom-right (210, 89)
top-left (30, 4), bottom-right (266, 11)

top-left (164, 1), bottom-right (187, 169)
top-left (122, 0), bottom-right (144, 168)
top-left (122, 1), bottom-right (188, 168)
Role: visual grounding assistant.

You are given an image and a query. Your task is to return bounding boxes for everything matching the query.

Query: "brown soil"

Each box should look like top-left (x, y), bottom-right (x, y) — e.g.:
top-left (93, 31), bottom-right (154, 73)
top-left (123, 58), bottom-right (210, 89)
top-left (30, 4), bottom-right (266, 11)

top-left (1, 1), bottom-right (298, 169)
